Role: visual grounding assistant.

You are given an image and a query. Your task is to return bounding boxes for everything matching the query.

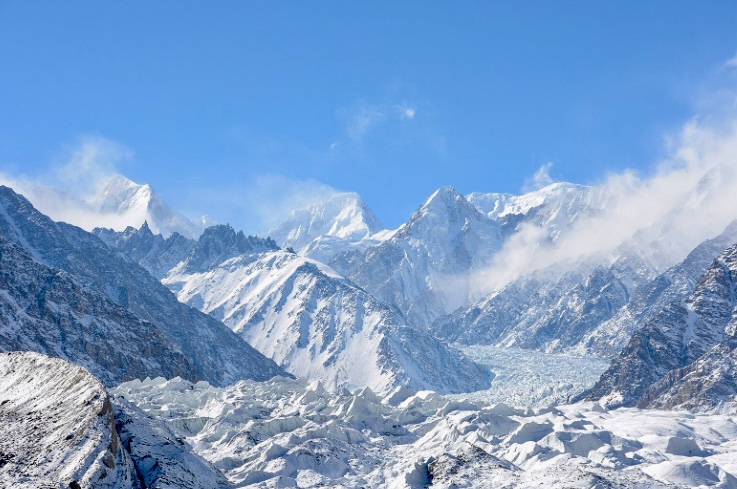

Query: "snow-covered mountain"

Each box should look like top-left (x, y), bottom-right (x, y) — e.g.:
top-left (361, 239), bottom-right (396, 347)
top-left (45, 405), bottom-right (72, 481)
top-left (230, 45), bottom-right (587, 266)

top-left (90, 174), bottom-right (214, 238)
top-left (0, 174), bottom-right (212, 239)
top-left (330, 186), bottom-right (504, 329)
top-left (586, 239), bottom-right (737, 409)
top-left (0, 235), bottom-right (198, 386)
top-left (432, 222), bottom-right (737, 356)
top-left (0, 186), bottom-right (286, 386)
top-left (467, 182), bottom-right (611, 241)
top-left (266, 191), bottom-right (388, 264)
top-left (164, 247), bottom-right (491, 395)
top-left (268, 192), bottom-right (383, 250)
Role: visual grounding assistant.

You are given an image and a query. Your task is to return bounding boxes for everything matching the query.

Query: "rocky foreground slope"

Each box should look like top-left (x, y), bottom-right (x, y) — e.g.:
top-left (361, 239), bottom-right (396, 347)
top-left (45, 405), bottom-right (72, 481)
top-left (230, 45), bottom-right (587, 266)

top-left (0, 352), bottom-right (228, 489)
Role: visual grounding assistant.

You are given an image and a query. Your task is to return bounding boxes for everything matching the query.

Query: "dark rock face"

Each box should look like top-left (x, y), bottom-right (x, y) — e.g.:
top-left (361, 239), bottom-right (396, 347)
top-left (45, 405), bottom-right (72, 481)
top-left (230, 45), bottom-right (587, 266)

top-left (95, 222), bottom-right (195, 279)
top-left (180, 224), bottom-right (279, 274)
top-left (0, 237), bottom-right (196, 386)
top-left (0, 186), bottom-right (286, 386)
top-left (587, 241), bottom-right (737, 409)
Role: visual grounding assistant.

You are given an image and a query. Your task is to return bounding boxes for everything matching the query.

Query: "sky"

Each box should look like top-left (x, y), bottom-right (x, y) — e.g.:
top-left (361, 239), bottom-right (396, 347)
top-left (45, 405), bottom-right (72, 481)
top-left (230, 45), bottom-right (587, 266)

top-left (1, 2), bottom-right (737, 233)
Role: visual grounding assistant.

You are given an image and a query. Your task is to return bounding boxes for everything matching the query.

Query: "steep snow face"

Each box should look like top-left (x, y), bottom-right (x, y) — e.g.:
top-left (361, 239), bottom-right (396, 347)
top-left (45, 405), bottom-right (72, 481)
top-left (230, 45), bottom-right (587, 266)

top-left (0, 186), bottom-right (286, 386)
top-left (587, 240), bottom-right (737, 409)
top-left (164, 249), bottom-right (491, 395)
top-left (0, 352), bottom-right (140, 489)
top-left (116, 375), bottom-right (737, 488)
top-left (91, 175), bottom-right (214, 239)
top-left (0, 236), bottom-right (197, 386)
top-left (467, 182), bottom-right (611, 241)
top-left (268, 192), bottom-right (383, 251)
top-left (330, 186), bottom-right (503, 329)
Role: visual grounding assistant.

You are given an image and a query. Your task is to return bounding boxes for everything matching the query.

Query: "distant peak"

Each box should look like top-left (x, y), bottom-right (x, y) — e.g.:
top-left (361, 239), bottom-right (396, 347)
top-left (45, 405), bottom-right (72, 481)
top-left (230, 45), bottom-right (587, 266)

top-left (420, 186), bottom-right (472, 211)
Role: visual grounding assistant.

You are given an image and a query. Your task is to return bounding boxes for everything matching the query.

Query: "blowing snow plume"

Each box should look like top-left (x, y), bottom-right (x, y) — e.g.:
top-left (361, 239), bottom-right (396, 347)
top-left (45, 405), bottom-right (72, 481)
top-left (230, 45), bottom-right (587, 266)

top-left (472, 115), bottom-right (737, 296)
top-left (0, 136), bottom-right (211, 238)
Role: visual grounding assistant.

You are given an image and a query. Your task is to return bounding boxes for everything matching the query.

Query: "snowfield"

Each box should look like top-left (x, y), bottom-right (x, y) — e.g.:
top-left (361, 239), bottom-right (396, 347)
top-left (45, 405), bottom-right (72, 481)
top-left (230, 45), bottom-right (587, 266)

top-left (114, 375), bottom-right (737, 488)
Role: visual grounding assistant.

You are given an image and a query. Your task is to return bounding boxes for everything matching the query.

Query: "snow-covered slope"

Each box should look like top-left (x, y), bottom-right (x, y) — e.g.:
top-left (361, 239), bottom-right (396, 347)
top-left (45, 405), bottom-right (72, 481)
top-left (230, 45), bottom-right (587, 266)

top-left (432, 252), bottom-right (648, 354)
top-left (0, 186), bottom-right (286, 386)
top-left (0, 352), bottom-right (140, 488)
top-left (330, 186), bottom-right (503, 329)
top-left (164, 246), bottom-right (491, 395)
top-left (116, 374), bottom-right (737, 488)
top-left (0, 352), bottom-right (230, 488)
top-left (587, 240), bottom-right (737, 409)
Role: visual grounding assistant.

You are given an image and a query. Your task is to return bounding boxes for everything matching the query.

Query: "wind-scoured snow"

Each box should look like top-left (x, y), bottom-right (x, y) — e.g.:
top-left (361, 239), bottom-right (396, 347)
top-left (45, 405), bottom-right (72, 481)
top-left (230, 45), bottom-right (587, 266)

top-left (115, 375), bottom-right (737, 488)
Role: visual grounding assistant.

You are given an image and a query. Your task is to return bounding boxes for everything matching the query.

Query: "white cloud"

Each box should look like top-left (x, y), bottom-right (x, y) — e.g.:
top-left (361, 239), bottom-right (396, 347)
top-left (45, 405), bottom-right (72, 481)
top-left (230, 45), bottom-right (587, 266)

top-left (53, 136), bottom-right (132, 199)
top-left (522, 162), bottom-right (555, 192)
top-left (345, 105), bottom-right (386, 142)
top-left (339, 99), bottom-right (420, 143)
top-left (724, 52), bottom-right (737, 69)
top-left (399, 105), bottom-right (416, 120)
top-left (0, 136), bottom-right (135, 231)
top-left (471, 116), bottom-right (737, 295)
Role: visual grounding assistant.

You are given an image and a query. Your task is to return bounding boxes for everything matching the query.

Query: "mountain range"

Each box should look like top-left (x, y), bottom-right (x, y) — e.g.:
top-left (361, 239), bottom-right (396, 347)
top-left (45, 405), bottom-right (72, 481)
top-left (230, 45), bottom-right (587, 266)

top-left (3, 171), bottom-right (737, 487)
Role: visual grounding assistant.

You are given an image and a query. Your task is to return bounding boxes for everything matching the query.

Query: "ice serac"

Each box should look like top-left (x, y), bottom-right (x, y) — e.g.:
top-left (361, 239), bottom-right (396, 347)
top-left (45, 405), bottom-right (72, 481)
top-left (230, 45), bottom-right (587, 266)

top-left (330, 186), bottom-right (503, 329)
top-left (164, 234), bottom-right (491, 395)
top-left (0, 186), bottom-right (286, 386)
top-left (92, 174), bottom-right (213, 239)
top-left (0, 236), bottom-right (196, 386)
top-left (116, 375), bottom-right (737, 488)
top-left (587, 240), bottom-right (737, 409)
top-left (0, 352), bottom-right (140, 489)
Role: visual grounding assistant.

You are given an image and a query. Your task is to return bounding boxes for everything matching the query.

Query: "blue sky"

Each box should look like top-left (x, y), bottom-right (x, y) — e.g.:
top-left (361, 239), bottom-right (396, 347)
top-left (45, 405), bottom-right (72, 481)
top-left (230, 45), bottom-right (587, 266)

top-left (1, 1), bottom-right (737, 232)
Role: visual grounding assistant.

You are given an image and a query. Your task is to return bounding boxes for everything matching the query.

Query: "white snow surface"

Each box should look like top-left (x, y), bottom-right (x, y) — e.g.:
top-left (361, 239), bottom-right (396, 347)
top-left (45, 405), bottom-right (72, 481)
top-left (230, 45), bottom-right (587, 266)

top-left (114, 375), bottom-right (737, 488)
top-left (267, 192), bottom-right (384, 260)
top-left (164, 250), bottom-right (490, 395)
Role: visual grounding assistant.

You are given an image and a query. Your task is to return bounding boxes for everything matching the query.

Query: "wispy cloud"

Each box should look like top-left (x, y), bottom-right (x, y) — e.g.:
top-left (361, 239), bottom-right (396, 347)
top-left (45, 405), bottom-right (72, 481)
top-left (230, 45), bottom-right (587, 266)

top-left (471, 112), bottom-right (737, 295)
top-left (522, 161), bottom-right (555, 192)
top-left (724, 52), bottom-right (737, 69)
top-left (339, 98), bottom-right (419, 143)
top-left (0, 136), bottom-right (136, 230)
top-left (190, 174), bottom-right (340, 235)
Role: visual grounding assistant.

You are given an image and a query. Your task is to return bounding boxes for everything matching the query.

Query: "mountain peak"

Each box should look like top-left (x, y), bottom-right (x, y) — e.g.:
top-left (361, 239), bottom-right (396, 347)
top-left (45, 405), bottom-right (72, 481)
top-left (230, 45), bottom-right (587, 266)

top-left (268, 191), bottom-right (383, 252)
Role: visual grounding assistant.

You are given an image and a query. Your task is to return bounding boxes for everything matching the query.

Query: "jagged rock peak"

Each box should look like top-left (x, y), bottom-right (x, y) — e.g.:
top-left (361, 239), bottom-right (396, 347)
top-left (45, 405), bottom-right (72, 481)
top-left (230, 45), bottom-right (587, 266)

top-left (182, 224), bottom-right (279, 273)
